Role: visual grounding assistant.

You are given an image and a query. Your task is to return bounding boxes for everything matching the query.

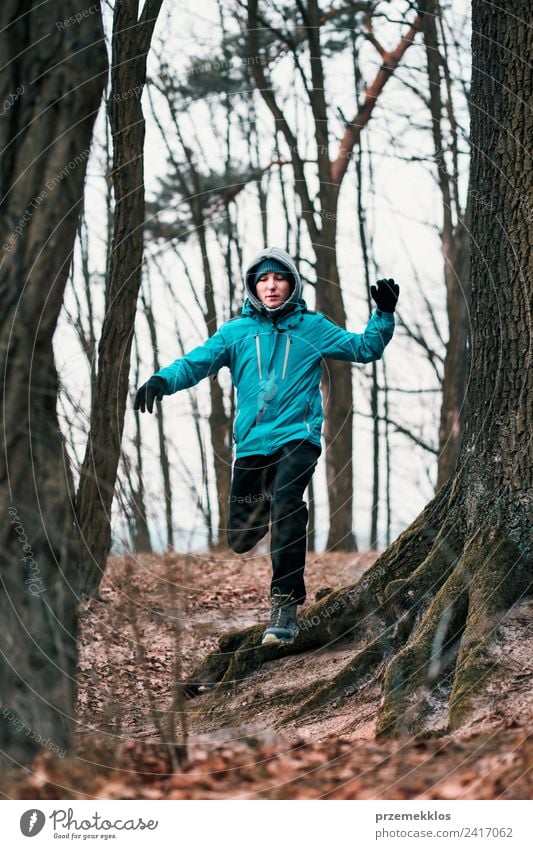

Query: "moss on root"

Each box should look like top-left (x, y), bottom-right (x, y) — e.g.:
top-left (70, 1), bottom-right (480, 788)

top-left (368, 481), bottom-right (453, 599)
top-left (398, 519), bottom-right (463, 609)
top-left (277, 627), bottom-right (390, 727)
top-left (449, 526), bottom-right (531, 728)
top-left (183, 626), bottom-right (258, 697)
top-left (377, 524), bottom-right (531, 738)
top-left (376, 564), bottom-right (469, 738)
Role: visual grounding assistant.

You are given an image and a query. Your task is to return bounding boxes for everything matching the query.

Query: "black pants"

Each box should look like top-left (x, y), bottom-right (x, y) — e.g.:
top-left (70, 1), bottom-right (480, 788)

top-left (227, 439), bottom-right (321, 604)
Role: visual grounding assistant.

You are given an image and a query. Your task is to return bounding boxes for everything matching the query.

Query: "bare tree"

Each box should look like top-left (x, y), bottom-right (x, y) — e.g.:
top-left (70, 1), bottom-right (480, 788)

top-left (76, 0), bottom-right (164, 597)
top-left (146, 77), bottom-right (234, 549)
top-left (419, 0), bottom-right (470, 491)
top-left (130, 338), bottom-right (153, 552)
top-left (140, 281), bottom-right (174, 550)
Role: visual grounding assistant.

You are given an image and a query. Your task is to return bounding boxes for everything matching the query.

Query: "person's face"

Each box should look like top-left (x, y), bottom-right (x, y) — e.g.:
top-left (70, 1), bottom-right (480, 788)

top-left (255, 272), bottom-right (292, 307)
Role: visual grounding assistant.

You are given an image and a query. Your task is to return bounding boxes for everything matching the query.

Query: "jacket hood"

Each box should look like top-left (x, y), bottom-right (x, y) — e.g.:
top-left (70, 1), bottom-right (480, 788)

top-left (243, 246), bottom-right (303, 318)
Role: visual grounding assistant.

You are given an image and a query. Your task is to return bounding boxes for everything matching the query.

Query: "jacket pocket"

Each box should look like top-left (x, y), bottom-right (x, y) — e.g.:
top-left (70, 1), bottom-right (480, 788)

top-left (302, 392), bottom-right (322, 434)
top-left (233, 407), bottom-right (256, 444)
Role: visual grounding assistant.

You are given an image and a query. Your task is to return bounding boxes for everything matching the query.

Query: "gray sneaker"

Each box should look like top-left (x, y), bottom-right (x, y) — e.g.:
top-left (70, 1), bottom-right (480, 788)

top-left (261, 589), bottom-right (299, 645)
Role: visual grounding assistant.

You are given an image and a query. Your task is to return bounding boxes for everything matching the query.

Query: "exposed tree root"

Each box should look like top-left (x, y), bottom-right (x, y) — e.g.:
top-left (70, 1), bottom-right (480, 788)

top-left (276, 627), bottom-right (392, 727)
top-left (376, 525), bottom-right (530, 737)
top-left (277, 514), bottom-right (466, 733)
top-left (184, 476), bottom-right (530, 738)
top-left (185, 484), bottom-right (451, 697)
top-left (384, 515), bottom-right (463, 617)
top-left (448, 526), bottom-right (531, 729)
top-left (366, 480), bottom-right (454, 600)
top-left (376, 562), bottom-right (469, 737)
top-left (184, 574), bottom-right (371, 697)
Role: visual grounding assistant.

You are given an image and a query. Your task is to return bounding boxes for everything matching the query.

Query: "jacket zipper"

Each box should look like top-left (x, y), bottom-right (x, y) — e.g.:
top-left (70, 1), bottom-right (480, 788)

top-left (255, 334), bottom-right (263, 379)
top-left (232, 407), bottom-right (241, 442)
top-left (281, 334), bottom-right (291, 379)
top-left (303, 401), bottom-right (311, 433)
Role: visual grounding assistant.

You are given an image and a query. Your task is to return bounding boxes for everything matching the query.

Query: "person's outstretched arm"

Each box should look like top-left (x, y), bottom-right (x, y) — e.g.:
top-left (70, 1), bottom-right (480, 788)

top-left (318, 278), bottom-right (399, 363)
top-left (134, 327), bottom-right (230, 413)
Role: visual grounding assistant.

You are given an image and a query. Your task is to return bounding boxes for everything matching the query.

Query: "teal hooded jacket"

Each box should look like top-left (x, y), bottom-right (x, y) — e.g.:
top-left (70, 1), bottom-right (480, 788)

top-left (154, 247), bottom-right (395, 458)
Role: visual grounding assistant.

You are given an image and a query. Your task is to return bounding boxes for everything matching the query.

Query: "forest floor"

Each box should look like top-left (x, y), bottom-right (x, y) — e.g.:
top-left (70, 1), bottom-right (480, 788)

top-left (6, 550), bottom-right (533, 799)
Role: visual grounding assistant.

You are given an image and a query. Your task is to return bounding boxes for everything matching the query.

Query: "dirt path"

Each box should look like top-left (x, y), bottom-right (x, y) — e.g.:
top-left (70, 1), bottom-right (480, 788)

top-left (4, 551), bottom-right (532, 799)
top-left (77, 550), bottom-right (380, 740)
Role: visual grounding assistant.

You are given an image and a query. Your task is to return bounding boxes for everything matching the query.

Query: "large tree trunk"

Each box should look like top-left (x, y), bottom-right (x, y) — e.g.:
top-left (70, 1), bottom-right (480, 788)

top-left (185, 0), bottom-right (532, 738)
top-left (0, 0), bottom-right (107, 763)
top-left (76, 0), bottom-right (163, 597)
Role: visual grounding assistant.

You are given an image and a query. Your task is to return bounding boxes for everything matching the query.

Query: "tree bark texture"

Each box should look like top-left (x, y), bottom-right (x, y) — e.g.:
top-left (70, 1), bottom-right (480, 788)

top-left (195, 213), bottom-right (232, 549)
top-left (76, 0), bottom-right (163, 596)
top-left (0, 0), bottom-right (107, 763)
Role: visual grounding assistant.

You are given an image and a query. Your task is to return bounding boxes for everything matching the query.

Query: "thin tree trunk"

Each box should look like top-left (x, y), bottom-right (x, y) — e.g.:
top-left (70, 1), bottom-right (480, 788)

top-left (355, 143), bottom-right (379, 550)
top-left (305, 0), bottom-right (357, 551)
top-left (148, 87), bottom-right (232, 549)
top-left (76, 0), bottom-right (164, 596)
top-left (0, 0), bottom-right (107, 763)
top-left (419, 0), bottom-right (470, 491)
top-left (131, 340), bottom-right (152, 552)
top-left (141, 289), bottom-right (174, 550)
top-left (197, 229), bottom-right (232, 549)
top-left (436, 217), bottom-right (470, 490)
top-left (315, 251), bottom-right (357, 551)
top-left (68, 211), bottom-right (97, 399)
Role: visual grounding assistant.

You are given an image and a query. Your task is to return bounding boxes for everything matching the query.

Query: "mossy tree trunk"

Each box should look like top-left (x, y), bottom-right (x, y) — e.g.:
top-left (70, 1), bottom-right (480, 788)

top-left (185, 0), bottom-right (531, 737)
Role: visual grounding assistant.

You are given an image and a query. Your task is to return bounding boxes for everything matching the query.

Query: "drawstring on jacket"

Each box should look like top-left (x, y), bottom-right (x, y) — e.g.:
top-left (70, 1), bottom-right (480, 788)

top-left (281, 334), bottom-right (291, 379)
top-left (255, 332), bottom-right (291, 381)
top-left (255, 334), bottom-right (263, 379)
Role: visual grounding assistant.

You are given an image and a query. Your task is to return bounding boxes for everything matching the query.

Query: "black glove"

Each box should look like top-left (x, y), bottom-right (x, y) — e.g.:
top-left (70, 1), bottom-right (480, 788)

top-left (370, 278), bottom-right (400, 313)
top-left (134, 376), bottom-right (167, 413)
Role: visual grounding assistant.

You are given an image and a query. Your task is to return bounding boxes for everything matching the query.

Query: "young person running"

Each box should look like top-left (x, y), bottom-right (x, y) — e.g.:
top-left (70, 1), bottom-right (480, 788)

top-left (134, 247), bottom-right (399, 645)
